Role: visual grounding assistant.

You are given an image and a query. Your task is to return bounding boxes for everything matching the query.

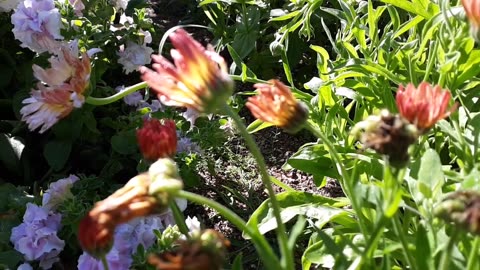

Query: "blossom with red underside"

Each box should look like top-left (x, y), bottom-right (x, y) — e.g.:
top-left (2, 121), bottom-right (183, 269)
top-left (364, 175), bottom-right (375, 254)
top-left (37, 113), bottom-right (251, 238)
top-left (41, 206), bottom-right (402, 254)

top-left (140, 29), bottom-right (233, 113)
top-left (396, 82), bottom-right (456, 133)
top-left (137, 119), bottom-right (177, 161)
top-left (246, 80), bottom-right (308, 133)
top-left (78, 212), bottom-right (114, 259)
top-left (21, 41), bottom-right (92, 133)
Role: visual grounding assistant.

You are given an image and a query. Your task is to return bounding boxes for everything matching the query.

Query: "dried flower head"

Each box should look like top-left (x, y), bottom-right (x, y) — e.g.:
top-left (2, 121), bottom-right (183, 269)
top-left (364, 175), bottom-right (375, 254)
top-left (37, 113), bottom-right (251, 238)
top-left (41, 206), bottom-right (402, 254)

top-left (140, 29), bottom-right (234, 113)
top-left (137, 119), bottom-right (177, 161)
top-left (351, 110), bottom-right (418, 167)
top-left (396, 82), bottom-right (456, 134)
top-left (435, 191), bottom-right (480, 235)
top-left (246, 80), bottom-right (308, 133)
top-left (147, 229), bottom-right (230, 270)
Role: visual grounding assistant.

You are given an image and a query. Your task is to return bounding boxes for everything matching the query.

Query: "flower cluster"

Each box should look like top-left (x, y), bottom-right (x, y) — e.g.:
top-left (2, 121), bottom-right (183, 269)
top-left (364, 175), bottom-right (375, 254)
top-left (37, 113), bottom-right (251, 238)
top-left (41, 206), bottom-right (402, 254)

top-left (10, 203), bottom-right (65, 269)
top-left (11, 175), bottom-right (79, 268)
top-left (352, 82), bottom-right (456, 166)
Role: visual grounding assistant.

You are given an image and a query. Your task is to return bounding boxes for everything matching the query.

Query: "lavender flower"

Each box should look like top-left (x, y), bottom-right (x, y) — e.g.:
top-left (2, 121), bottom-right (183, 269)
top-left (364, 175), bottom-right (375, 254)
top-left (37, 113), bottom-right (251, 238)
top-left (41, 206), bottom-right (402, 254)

top-left (10, 203), bottom-right (64, 269)
top-left (177, 135), bottom-right (201, 154)
top-left (68, 0), bottom-right (84, 16)
top-left (117, 41), bottom-right (153, 74)
top-left (11, 0), bottom-right (63, 53)
top-left (42, 175), bottom-right (79, 211)
top-left (116, 85), bottom-right (144, 106)
top-left (17, 263), bottom-right (33, 270)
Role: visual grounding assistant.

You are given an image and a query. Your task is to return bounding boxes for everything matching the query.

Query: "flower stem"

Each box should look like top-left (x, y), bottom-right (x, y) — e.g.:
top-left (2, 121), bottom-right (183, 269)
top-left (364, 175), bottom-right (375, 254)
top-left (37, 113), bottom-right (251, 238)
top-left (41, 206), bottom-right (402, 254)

top-left (85, 82), bottom-right (148, 106)
top-left (169, 200), bottom-right (190, 237)
top-left (176, 190), bottom-right (281, 270)
top-left (467, 237), bottom-right (480, 270)
top-left (101, 254), bottom-right (110, 270)
top-left (304, 121), bottom-right (368, 235)
top-left (439, 230), bottom-right (459, 270)
top-left (222, 104), bottom-right (293, 270)
top-left (392, 215), bottom-right (417, 269)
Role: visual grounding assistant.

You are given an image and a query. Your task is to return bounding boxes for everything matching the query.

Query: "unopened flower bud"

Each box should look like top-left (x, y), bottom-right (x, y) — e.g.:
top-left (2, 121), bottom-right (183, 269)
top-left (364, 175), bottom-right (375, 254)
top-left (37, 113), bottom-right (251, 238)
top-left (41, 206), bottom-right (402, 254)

top-left (137, 118), bottom-right (177, 161)
top-left (147, 229), bottom-right (229, 270)
top-left (435, 191), bottom-right (480, 235)
top-left (352, 110), bottom-right (418, 167)
top-left (148, 158), bottom-right (184, 201)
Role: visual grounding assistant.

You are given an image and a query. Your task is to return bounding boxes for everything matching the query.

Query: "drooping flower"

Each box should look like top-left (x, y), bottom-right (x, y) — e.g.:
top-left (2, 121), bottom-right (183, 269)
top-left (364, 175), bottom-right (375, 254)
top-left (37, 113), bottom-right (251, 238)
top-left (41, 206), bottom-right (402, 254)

top-left (140, 29), bottom-right (234, 113)
top-left (10, 203), bottom-right (65, 269)
top-left (117, 41), bottom-right (154, 74)
top-left (246, 80), bottom-right (309, 133)
top-left (78, 215), bottom-right (168, 270)
top-left (20, 41), bottom-right (92, 133)
top-left (11, 0), bottom-right (63, 53)
top-left (42, 175), bottom-right (79, 210)
top-left (396, 82), bottom-right (456, 133)
top-left (0, 0), bottom-right (20, 12)
top-left (136, 119), bottom-right (177, 160)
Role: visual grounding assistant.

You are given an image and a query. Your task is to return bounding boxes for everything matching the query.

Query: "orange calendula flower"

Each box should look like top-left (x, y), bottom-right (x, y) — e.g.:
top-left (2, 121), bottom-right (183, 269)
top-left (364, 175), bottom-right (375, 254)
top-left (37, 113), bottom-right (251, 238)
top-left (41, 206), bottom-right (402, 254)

top-left (246, 80), bottom-right (308, 133)
top-left (137, 118), bottom-right (177, 161)
top-left (21, 40), bottom-right (93, 133)
top-left (140, 29), bottom-right (234, 113)
top-left (396, 82), bottom-right (456, 133)
top-left (462, 0), bottom-right (480, 41)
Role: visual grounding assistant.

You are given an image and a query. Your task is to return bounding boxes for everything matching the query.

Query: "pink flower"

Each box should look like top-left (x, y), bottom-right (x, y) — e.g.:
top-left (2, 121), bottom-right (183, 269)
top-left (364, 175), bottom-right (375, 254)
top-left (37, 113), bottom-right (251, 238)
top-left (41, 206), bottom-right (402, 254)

top-left (462, 0), bottom-right (480, 41)
top-left (21, 41), bottom-right (92, 133)
top-left (140, 29), bottom-right (233, 113)
top-left (396, 82), bottom-right (457, 133)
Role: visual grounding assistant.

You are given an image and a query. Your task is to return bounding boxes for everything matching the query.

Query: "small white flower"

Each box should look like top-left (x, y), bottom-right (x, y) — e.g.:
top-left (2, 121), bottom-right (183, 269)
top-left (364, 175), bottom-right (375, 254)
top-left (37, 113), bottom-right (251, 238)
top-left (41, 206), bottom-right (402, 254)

top-left (111, 0), bottom-right (128, 10)
top-left (185, 216), bottom-right (201, 233)
top-left (11, 0), bottom-right (63, 53)
top-left (117, 41), bottom-right (153, 74)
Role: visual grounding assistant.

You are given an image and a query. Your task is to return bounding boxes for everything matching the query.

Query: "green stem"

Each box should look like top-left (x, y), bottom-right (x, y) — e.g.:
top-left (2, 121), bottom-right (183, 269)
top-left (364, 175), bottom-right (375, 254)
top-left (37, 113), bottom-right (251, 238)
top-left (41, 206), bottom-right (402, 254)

top-left (101, 254), bottom-right (110, 270)
top-left (176, 190), bottom-right (281, 270)
top-left (439, 230), bottom-right (459, 270)
top-left (467, 237), bottom-right (480, 270)
top-left (305, 121), bottom-right (368, 236)
top-left (392, 215), bottom-right (417, 269)
top-left (363, 216), bottom-right (387, 262)
top-left (222, 104), bottom-right (293, 270)
top-left (85, 82), bottom-right (148, 106)
top-left (169, 200), bottom-right (190, 237)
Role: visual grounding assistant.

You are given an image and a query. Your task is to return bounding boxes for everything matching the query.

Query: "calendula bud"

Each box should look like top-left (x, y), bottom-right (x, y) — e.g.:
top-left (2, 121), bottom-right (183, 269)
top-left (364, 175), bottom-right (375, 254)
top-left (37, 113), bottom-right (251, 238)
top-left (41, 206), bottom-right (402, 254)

top-left (148, 229), bottom-right (230, 270)
top-left (435, 191), bottom-right (480, 235)
top-left (148, 158), bottom-right (184, 204)
top-left (351, 110), bottom-right (418, 167)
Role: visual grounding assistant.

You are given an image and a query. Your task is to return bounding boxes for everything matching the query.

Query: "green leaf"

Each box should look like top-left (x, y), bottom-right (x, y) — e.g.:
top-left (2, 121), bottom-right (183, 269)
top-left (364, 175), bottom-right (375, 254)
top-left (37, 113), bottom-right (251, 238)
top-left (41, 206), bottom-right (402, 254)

top-left (0, 250), bottom-right (23, 269)
top-left (246, 119), bottom-right (273, 134)
top-left (0, 134), bottom-right (24, 173)
top-left (111, 130), bottom-right (138, 155)
top-left (231, 253), bottom-right (244, 270)
top-left (417, 149), bottom-right (444, 200)
top-left (43, 140), bottom-right (72, 171)
top-left (285, 143), bottom-right (340, 179)
top-left (245, 191), bottom-right (350, 238)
